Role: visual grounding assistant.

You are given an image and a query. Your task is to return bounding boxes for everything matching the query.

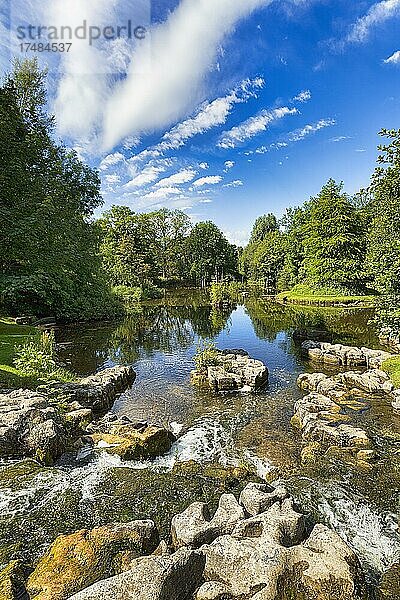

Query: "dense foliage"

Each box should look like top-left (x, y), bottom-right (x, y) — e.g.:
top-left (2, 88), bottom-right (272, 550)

top-left (0, 59), bottom-right (117, 320)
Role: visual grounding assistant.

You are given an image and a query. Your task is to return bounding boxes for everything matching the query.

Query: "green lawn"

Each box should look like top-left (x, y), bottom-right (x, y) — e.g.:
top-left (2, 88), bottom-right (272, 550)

top-left (382, 356), bottom-right (400, 388)
top-left (276, 285), bottom-right (377, 306)
top-left (0, 318), bottom-right (37, 388)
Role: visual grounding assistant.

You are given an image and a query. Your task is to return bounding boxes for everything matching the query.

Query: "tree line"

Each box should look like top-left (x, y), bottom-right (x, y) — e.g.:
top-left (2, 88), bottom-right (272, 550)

top-left (1, 60), bottom-right (399, 335)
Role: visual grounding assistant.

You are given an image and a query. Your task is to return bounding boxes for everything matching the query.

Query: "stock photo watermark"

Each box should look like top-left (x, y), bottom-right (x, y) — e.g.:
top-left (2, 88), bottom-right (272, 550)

top-left (17, 20), bottom-right (148, 53)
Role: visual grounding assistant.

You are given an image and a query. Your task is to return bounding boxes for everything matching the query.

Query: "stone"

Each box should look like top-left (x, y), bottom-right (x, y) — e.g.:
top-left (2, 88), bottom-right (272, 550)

top-left (68, 548), bottom-right (205, 600)
top-left (193, 350), bottom-right (268, 393)
top-left (171, 494), bottom-right (245, 549)
top-left (202, 499), bottom-right (365, 600)
top-left (195, 581), bottom-right (232, 600)
top-left (239, 482), bottom-right (288, 517)
top-left (0, 560), bottom-right (26, 600)
top-left (25, 419), bottom-right (65, 464)
top-left (377, 562), bottom-right (400, 600)
top-left (301, 442), bottom-right (322, 465)
top-left (89, 424), bottom-right (175, 460)
top-left (27, 520), bottom-right (159, 600)
top-left (301, 340), bottom-right (395, 370)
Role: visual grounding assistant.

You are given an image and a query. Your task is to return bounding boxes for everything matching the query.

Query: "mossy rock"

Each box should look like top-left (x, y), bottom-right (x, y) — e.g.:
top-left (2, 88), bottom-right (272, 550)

top-left (0, 560), bottom-right (27, 600)
top-left (27, 522), bottom-right (159, 600)
top-left (90, 426), bottom-right (175, 461)
top-left (301, 442), bottom-right (322, 466)
top-left (377, 562), bottom-right (400, 599)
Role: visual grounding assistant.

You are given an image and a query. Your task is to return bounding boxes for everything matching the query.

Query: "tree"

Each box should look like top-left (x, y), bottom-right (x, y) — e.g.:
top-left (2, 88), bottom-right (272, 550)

top-left (249, 213), bottom-right (278, 243)
top-left (150, 209), bottom-right (192, 279)
top-left (240, 229), bottom-right (285, 291)
top-left (0, 59), bottom-right (113, 319)
top-left (366, 129), bottom-right (400, 294)
top-left (184, 222), bottom-right (238, 286)
top-left (299, 179), bottom-right (367, 293)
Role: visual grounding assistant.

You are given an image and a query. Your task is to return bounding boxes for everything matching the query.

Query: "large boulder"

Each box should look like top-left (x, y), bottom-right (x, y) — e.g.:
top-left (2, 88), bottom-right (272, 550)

top-left (27, 520), bottom-right (159, 600)
top-left (0, 560), bottom-right (26, 600)
top-left (171, 494), bottom-right (245, 549)
top-left (68, 548), bottom-right (205, 600)
top-left (239, 482), bottom-right (288, 517)
top-left (302, 340), bottom-right (394, 369)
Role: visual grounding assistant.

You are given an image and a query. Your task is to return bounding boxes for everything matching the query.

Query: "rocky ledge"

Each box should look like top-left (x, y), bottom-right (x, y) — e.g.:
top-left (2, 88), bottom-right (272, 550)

top-left (292, 367), bottom-right (400, 464)
top-left (301, 340), bottom-right (394, 369)
top-left (191, 349), bottom-right (268, 393)
top-left (7, 482), bottom-right (367, 600)
top-left (0, 366), bottom-right (144, 463)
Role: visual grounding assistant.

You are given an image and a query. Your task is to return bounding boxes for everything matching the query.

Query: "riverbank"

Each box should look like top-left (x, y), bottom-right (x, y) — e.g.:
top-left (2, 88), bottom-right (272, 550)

top-left (0, 317), bottom-right (37, 388)
top-left (276, 285), bottom-right (376, 307)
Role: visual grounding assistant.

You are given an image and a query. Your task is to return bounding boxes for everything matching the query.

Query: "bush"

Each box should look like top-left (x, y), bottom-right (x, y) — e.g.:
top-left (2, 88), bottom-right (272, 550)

top-left (210, 282), bottom-right (244, 306)
top-left (14, 331), bottom-right (75, 383)
top-left (194, 340), bottom-right (220, 371)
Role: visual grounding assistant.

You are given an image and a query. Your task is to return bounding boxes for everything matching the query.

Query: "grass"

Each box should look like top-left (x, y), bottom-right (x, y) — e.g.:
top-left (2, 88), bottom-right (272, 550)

top-left (382, 356), bottom-right (400, 388)
top-left (276, 285), bottom-right (377, 306)
top-left (0, 317), bottom-right (38, 387)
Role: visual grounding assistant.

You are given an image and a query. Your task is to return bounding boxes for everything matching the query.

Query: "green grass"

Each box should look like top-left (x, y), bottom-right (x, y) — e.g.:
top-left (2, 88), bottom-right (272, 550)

top-left (382, 356), bottom-right (400, 388)
top-left (276, 285), bottom-right (377, 306)
top-left (0, 318), bottom-right (39, 388)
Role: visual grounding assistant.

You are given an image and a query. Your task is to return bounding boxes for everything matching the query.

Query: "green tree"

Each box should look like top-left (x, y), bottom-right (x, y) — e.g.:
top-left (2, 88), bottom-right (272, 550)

top-left (184, 222), bottom-right (238, 286)
top-left (0, 59), bottom-right (113, 319)
top-left (366, 129), bottom-right (400, 294)
top-left (150, 208), bottom-right (192, 279)
top-left (249, 213), bottom-right (278, 243)
top-left (300, 179), bottom-right (367, 293)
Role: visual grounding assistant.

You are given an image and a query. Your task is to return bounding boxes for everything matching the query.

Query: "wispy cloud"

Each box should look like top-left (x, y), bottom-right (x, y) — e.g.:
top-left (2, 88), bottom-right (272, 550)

top-left (293, 90), bottom-right (311, 102)
top-left (288, 118), bottom-right (336, 141)
top-left (218, 107), bottom-right (298, 149)
top-left (193, 176), bottom-right (223, 187)
top-left (154, 168), bottom-right (197, 187)
top-left (99, 152), bottom-right (125, 171)
top-left (224, 161), bottom-right (235, 171)
top-left (384, 50), bottom-right (400, 63)
top-left (223, 180), bottom-right (244, 188)
top-left (346, 0), bottom-right (400, 44)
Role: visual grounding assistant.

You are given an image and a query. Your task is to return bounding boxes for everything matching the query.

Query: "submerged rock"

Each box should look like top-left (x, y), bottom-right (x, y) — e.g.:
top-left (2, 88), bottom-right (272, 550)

top-left (192, 349), bottom-right (268, 393)
top-left (27, 520), bottom-right (159, 600)
top-left (89, 424), bottom-right (175, 461)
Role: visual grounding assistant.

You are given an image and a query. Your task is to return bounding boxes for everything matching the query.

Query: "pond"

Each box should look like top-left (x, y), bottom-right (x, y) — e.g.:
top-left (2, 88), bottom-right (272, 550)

top-left (0, 291), bottom-right (399, 588)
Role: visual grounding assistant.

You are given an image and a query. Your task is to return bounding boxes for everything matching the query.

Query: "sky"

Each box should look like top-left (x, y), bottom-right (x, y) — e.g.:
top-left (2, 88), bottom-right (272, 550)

top-left (1, 0), bottom-right (400, 246)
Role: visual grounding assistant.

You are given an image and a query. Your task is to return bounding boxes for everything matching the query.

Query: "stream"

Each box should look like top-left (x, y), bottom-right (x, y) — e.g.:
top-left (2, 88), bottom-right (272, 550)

top-left (0, 291), bottom-right (399, 589)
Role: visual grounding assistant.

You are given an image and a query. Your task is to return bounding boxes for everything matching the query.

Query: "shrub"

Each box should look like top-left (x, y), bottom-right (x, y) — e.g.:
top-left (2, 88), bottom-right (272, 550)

top-left (14, 331), bottom-right (75, 382)
top-left (194, 340), bottom-right (220, 371)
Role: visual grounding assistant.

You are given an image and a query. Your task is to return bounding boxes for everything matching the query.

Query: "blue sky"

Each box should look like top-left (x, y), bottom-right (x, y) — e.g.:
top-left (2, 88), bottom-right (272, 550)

top-left (1, 0), bottom-right (400, 245)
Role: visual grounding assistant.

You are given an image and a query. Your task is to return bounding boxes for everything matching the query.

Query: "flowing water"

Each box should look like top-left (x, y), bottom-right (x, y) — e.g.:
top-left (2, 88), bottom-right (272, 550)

top-left (0, 291), bottom-right (399, 588)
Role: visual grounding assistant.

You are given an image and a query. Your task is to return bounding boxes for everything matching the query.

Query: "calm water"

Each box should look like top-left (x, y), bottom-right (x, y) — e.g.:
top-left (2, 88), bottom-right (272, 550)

top-left (0, 292), bottom-right (399, 586)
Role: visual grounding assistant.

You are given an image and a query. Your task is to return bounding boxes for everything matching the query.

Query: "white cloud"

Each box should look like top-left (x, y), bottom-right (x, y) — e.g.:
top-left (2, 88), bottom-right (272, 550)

top-left (101, 0), bottom-right (271, 150)
top-left (199, 162), bottom-right (209, 170)
top-left (223, 180), bottom-right (243, 188)
top-left (347, 0), bottom-right (400, 43)
top-left (99, 152), bottom-right (125, 171)
top-left (105, 174), bottom-right (121, 184)
top-left (218, 107), bottom-right (298, 149)
top-left (330, 135), bottom-right (351, 143)
top-left (124, 161), bottom-right (172, 189)
top-left (224, 160), bottom-right (235, 171)
top-left (158, 78), bottom-right (264, 151)
top-left (293, 90), bottom-right (311, 102)
top-left (288, 118), bottom-right (335, 142)
top-left (154, 168), bottom-right (197, 187)
top-left (193, 175), bottom-right (223, 187)
top-left (142, 187), bottom-right (182, 200)
top-left (384, 50), bottom-right (400, 63)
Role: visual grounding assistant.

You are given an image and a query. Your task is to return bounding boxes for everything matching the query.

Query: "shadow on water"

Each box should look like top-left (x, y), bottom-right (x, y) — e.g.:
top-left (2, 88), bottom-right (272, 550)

top-left (0, 290), bottom-right (398, 585)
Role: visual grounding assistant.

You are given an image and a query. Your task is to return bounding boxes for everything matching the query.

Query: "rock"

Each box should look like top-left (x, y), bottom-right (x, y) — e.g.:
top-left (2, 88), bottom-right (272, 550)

top-left (239, 482), bottom-right (288, 516)
top-left (301, 441), bottom-right (322, 465)
top-left (195, 581), bottom-right (232, 600)
top-left (342, 370), bottom-right (394, 394)
top-left (0, 560), bottom-right (26, 600)
top-left (68, 548), bottom-right (205, 600)
top-left (89, 424), bottom-right (175, 460)
top-left (193, 350), bottom-right (268, 393)
top-left (302, 340), bottom-right (395, 369)
top-left (171, 494), bottom-right (245, 549)
top-left (202, 499), bottom-right (365, 600)
top-left (42, 365), bottom-right (136, 414)
top-left (27, 520), bottom-right (159, 600)
top-left (378, 562), bottom-right (400, 599)
top-left (0, 366), bottom-right (136, 462)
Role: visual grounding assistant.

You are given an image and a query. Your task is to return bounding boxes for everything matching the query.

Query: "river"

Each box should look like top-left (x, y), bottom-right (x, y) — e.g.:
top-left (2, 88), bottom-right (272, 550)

top-left (0, 291), bottom-right (398, 590)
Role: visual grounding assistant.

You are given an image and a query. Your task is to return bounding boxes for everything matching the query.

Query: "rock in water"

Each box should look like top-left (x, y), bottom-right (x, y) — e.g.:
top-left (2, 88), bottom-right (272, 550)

top-left (68, 548), bottom-right (205, 600)
top-left (192, 349), bottom-right (268, 393)
top-left (27, 520), bottom-right (159, 600)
